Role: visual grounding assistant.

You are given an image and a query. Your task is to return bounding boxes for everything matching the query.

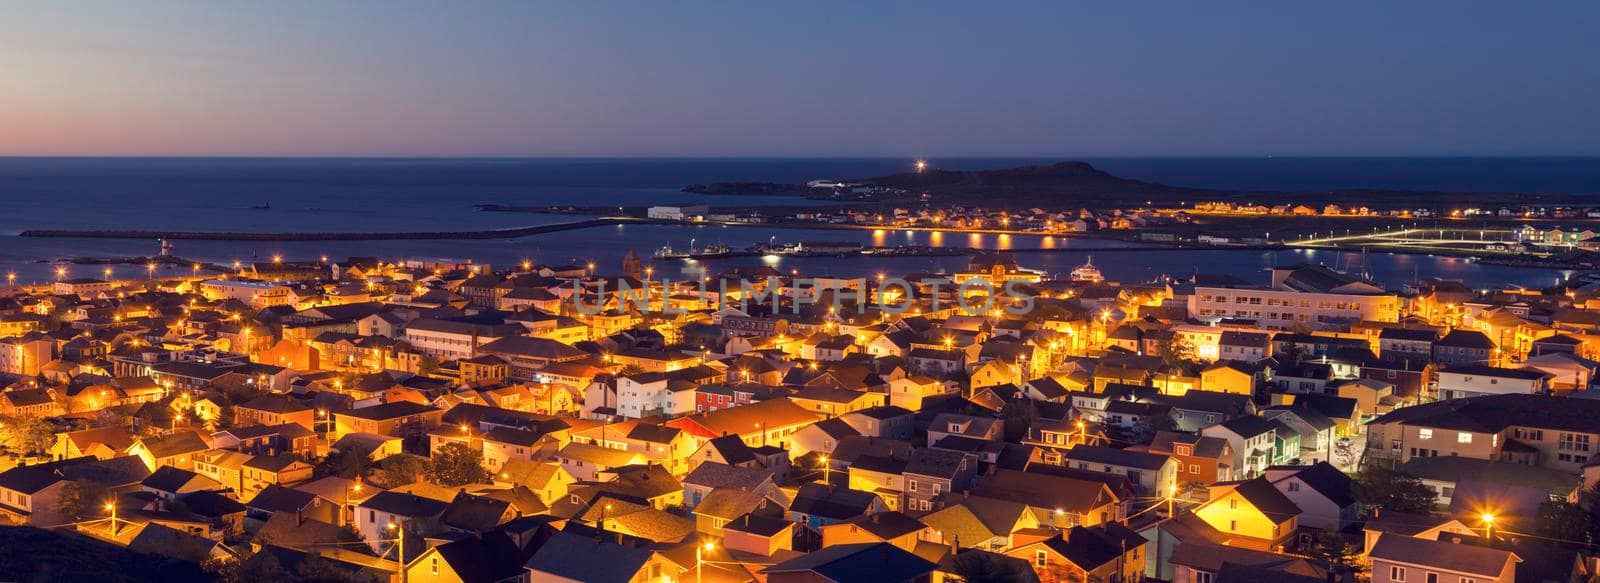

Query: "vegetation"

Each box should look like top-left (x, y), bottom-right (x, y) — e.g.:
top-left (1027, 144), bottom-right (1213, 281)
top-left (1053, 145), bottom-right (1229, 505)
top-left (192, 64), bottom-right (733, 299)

top-left (1352, 465), bottom-right (1437, 515)
top-left (372, 454), bottom-right (430, 488)
top-left (428, 442), bottom-right (489, 486)
top-left (0, 415), bottom-right (53, 454)
top-left (318, 445), bottom-right (374, 479)
top-left (55, 480), bottom-right (111, 520)
top-left (998, 398), bottom-right (1036, 443)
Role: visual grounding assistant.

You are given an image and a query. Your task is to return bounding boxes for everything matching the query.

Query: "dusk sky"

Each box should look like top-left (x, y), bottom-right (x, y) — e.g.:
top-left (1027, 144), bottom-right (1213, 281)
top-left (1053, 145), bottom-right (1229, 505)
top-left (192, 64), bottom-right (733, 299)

top-left (2, 1), bottom-right (1597, 157)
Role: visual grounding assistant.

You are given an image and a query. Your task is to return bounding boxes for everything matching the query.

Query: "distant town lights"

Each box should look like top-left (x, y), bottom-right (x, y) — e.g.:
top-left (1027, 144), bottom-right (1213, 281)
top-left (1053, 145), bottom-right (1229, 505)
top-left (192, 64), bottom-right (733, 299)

top-left (915, 160), bottom-right (928, 173)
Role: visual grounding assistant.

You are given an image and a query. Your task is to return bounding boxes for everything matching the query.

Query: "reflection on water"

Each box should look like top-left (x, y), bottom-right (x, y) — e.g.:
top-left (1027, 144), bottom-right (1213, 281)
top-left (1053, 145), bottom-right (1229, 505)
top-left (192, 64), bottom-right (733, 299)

top-left (0, 223), bottom-right (1575, 290)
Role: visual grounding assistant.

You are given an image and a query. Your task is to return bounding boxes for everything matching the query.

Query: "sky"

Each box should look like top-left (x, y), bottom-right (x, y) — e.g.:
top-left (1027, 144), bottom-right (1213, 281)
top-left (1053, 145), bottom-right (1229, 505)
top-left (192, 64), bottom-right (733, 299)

top-left (1, 1), bottom-right (1597, 157)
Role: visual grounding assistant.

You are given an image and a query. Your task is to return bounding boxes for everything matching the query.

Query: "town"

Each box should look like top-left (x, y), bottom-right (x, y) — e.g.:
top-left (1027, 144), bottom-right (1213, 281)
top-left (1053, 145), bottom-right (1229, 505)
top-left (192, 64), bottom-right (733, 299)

top-left (1, 245), bottom-right (1597, 583)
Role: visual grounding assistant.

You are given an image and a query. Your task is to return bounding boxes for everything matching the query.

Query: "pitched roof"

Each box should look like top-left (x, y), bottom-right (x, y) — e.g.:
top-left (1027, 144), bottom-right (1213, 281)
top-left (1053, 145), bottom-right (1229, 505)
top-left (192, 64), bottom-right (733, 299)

top-left (523, 531), bottom-right (655, 582)
top-left (1369, 533), bottom-right (1516, 577)
top-left (762, 542), bottom-right (937, 581)
top-left (1066, 445), bottom-right (1172, 471)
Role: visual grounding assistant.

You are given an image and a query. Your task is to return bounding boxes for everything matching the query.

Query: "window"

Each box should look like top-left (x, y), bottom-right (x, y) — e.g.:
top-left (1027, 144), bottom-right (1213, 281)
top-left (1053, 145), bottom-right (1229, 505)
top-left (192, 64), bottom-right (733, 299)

top-left (1228, 499), bottom-right (1237, 509)
top-left (1391, 566), bottom-right (1406, 581)
top-left (1287, 481), bottom-right (1300, 492)
top-left (1035, 550), bottom-right (1047, 567)
top-left (1419, 429), bottom-right (1433, 440)
top-left (1458, 432), bottom-right (1473, 444)
top-left (1194, 573), bottom-right (1212, 583)
top-left (1229, 520), bottom-right (1237, 531)
top-left (1426, 574), bottom-right (1437, 583)
top-left (1560, 433), bottom-right (1592, 452)
top-left (431, 558), bottom-right (439, 575)
top-left (1189, 464), bottom-right (1200, 474)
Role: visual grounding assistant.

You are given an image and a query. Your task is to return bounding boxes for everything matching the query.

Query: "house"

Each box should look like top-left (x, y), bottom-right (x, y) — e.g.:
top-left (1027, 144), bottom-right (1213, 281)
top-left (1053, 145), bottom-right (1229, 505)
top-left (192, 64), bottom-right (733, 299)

top-left (523, 531), bottom-right (675, 583)
top-left (1218, 331), bottom-right (1271, 362)
top-left (241, 454), bottom-right (315, 497)
top-left (403, 530), bottom-right (529, 583)
top-left (1192, 477), bottom-right (1301, 550)
top-left (972, 469), bottom-right (1122, 529)
top-left (1143, 431), bottom-right (1234, 488)
top-left (1199, 361), bottom-right (1263, 396)
top-left (1271, 361), bottom-right (1334, 394)
top-left (919, 495), bottom-right (1040, 552)
top-left (1169, 541), bottom-right (1332, 583)
top-left (1062, 445), bottom-right (1176, 497)
top-left (722, 512), bottom-right (796, 557)
top-left (1003, 524), bottom-right (1146, 583)
top-left (0, 463), bottom-right (72, 526)
top-left (1200, 416), bottom-right (1279, 478)
top-left (1368, 533), bottom-right (1519, 583)
top-left (819, 511), bottom-right (931, 551)
top-left (140, 466), bottom-right (221, 502)
top-left (926, 413), bottom-right (1002, 447)
top-left (48, 426), bottom-right (136, 461)
top-left (903, 448), bottom-right (978, 512)
top-left (682, 462), bottom-right (780, 510)
top-left (788, 483), bottom-right (888, 530)
top-left (332, 401), bottom-right (443, 441)
top-left (761, 542), bottom-right (940, 583)
top-left (839, 406), bottom-right (915, 440)
top-left (1263, 462), bottom-right (1358, 531)
top-left (1364, 393), bottom-right (1600, 473)
top-left (355, 490), bottom-right (448, 551)
top-left (1435, 364), bottom-right (1549, 400)
top-left (127, 430), bottom-right (211, 472)
top-left (1434, 330), bottom-right (1497, 366)
top-left (235, 395), bottom-right (316, 431)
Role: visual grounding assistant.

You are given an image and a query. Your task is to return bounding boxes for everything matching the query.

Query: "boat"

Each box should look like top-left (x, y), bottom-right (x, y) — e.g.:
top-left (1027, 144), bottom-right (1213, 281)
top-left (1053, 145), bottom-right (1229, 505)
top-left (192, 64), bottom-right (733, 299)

top-left (1069, 255), bottom-right (1105, 283)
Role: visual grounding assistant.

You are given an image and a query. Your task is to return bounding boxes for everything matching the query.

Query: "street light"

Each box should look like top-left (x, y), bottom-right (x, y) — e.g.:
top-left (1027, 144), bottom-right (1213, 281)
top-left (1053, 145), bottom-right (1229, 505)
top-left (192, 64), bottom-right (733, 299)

top-left (697, 541), bottom-right (716, 583)
top-left (387, 520), bottom-right (407, 583)
top-left (1481, 512), bottom-right (1495, 540)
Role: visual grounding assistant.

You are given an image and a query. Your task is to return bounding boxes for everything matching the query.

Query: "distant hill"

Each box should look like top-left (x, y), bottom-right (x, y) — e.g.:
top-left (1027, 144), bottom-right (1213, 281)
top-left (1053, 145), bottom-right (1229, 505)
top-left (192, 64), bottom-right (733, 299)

top-left (684, 160), bottom-right (1581, 208)
top-left (856, 161), bottom-right (1209, 203)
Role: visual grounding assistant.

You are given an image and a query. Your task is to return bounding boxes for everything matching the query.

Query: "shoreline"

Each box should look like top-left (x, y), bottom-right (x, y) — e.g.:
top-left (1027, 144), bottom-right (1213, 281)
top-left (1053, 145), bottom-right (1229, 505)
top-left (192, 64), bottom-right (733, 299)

top-left (14, 212), bottom-right (1589, 273)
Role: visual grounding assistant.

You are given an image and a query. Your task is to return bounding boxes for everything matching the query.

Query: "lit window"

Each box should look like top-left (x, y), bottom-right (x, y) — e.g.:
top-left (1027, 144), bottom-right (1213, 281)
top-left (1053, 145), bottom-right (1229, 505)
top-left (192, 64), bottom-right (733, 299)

top-left (1419, 429), bottom-right (1433, 440)
top-left (1458, 432), bottom-right (1473, 444)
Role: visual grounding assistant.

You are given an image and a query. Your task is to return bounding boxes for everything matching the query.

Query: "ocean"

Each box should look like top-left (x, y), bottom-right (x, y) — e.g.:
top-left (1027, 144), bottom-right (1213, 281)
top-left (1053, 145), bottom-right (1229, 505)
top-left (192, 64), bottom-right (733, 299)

top-left (0, 157), bottom-right (1595, 288)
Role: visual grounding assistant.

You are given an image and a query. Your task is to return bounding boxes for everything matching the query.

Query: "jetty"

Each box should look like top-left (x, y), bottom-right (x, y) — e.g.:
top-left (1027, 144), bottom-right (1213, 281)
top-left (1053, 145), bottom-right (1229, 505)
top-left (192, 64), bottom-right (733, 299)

top-left (18, 217), bottom-right (665, 242)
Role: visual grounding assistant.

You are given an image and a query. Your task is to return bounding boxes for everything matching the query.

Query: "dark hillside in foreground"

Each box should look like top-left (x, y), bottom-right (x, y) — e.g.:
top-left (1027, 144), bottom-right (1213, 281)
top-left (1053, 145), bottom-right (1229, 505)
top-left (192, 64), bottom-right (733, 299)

top-left (0, 526), bottom-right (211, 583)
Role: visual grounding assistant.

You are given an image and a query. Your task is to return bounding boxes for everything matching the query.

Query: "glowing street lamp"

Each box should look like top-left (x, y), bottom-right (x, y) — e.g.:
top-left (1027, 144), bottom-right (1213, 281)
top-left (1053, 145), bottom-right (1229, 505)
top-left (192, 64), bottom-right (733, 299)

top-left (696, 541), bottom-right (716, 583)
top-left (1481, 512), bottom-right (1495, 539)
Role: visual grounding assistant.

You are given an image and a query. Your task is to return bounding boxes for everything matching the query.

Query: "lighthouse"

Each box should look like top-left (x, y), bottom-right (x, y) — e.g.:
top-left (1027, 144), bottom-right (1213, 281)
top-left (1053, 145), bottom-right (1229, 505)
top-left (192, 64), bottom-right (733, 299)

top-left (159, 239), bottom-right (174, 257)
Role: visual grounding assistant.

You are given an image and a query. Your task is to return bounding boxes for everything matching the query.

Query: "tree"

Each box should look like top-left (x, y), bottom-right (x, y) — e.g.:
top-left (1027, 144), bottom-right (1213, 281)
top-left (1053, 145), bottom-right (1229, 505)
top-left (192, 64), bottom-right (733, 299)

top-left (1535, 500), bottom-right (1600, 545)
top-left (417, 355), bottom-right (441, 375)
top-left (225, 550), bottom-right (291, 583)
top-left (428, 442), bottom-right (489, 487)
top-left (1353, 465), bottom-right (1437, 514)
top-left (319, 445), bottom-right (374, 479)
top-left (1162, 337), bottom-right (1196, 367)
top-left (1, 414), bottom-right (54, 454)
top-left (373, 454), bottom-right (431, 488)
top-left (92, 408), bottom-right (129, 429)
top-left (998, 399), bottom-right (1036, 443)
top-left (56, 479), bottom-right (111, 520)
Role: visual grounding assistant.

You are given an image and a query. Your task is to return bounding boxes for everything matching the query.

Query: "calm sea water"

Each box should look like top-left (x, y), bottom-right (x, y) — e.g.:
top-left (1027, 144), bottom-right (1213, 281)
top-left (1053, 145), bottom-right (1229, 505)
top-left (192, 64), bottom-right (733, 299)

top-left (0, 157), bottom-right (1594, 288)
